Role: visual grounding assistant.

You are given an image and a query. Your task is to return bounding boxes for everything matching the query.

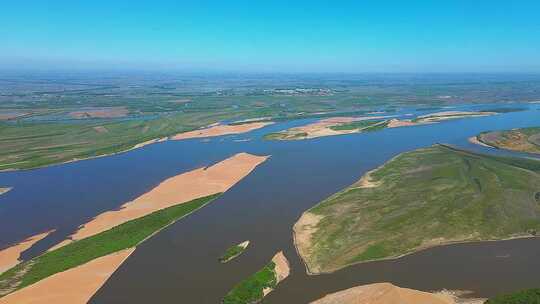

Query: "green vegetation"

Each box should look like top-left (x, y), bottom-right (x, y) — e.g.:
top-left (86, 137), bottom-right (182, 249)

top-left (477, 127), bottom-right (540, 154)
top-left (263, 131), bottom-right (308, 141)
top-left (219, 241), bottom-right (249, 263)
top-left (297, 145), bottom-right (540, 273)
top-left (0, 193), bottom-right (221, 297)
top-left (486, 289), bottom-right (540, 304)
top-left (329, 119), bottom-right (383, 131)
top-left (222, 261), bottom-right (277, 304)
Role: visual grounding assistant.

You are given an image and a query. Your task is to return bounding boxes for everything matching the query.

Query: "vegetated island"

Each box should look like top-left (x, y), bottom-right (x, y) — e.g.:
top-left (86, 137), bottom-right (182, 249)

top-left (265, 111), bottom-right (496, 141)
top-left (471, 127), bottom-right (540, 154)
top-left (311, 283), bottom-right (485, 304)
top-left (219, 241), bottom-right (250, 263)
top-left (0, 187), bottom-right (11, 196)
top-left (294, 144), bottom-right (540, 274)
top-left (0, 153), bottom-right (268, 303)
top-left (222, 251), bottom-right (290, 304)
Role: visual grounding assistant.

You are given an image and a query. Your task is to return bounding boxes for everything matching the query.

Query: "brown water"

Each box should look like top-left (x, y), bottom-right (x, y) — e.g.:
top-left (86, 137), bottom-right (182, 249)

top-left (1, 103), bottom-right (539, 303)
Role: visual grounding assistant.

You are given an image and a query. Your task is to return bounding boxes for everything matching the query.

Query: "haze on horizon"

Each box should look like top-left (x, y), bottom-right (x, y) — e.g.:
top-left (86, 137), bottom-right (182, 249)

top-left (2, 0), bottom-right (540, 73)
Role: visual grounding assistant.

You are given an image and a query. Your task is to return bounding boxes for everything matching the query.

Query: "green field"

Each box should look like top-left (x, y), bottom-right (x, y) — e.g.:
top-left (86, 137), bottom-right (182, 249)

top-left (296, 145), bottom-right (540, 273)
top-left (486, 289), bottom-right (540, 304)
top-left (222, 261), bottom-right (277, 304)
top-left (0, 193), bottom-right (220, 297)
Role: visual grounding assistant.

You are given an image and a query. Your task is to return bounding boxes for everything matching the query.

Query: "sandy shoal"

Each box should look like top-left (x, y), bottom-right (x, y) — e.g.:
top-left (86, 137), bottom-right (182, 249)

top-left (0, 230), bottom-right (54, 275)
top-left (311, 283), bottom-right (455, 304)
top-left (282, 116), bottom-right (389, 139)
top-left (64, 152), bottom-right (268, 242)
top-left (272, 251), bottom-right (290, 283)
top-left (171, 122), bottom-right (273, 140)
top-left (468, 136), bottom-right (493, 148)
top-left (0, 248), bottom-right (134, 304)
top-left (0, 187), bottom-right (11, 196)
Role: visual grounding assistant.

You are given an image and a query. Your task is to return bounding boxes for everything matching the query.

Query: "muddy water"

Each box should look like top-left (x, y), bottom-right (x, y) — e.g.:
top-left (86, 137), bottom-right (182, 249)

top-left (1, 103), bottom-right (539, 303)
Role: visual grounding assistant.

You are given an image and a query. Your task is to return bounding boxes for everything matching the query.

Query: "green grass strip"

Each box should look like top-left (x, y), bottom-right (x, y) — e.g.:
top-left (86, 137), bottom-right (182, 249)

top-left (486, 288), bottom-right (540, 304)
top-left (222, 261), bottom-right (277, 304)
top-left (219, 242), bottom-right (248, 263)
top-left (0, 193), bottom-right (221, 295)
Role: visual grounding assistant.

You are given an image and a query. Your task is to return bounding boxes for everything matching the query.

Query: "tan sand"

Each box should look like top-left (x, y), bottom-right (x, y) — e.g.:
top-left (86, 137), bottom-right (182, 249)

top-left (272, 251), bottom-right (290, 283)
top-left (0, 187), bottom-right (11, 196)
top-left (263, 251), bottom-right (290, 297)
top-left (468, 136), bottom-right (493, 148)
top-left (274, 116), bottom-right (390, 140)
top-left (171, 122), bottom-right (273, 140)
top-left (59, 153), bottom-right (268, 244)
top-left (386, 119), bottom-right (419, 128)
top-left (293, 213), bottom-right (323, 274)
top-left (0, 230), bottom-right (54, 274)
top-left (0, 248), bottom-right (134, 304)
top-left (311, 283), bottom-right (456, 304)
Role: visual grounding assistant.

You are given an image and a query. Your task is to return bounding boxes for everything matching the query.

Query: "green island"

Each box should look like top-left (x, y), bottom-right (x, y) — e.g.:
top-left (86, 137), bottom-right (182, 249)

top-left (294, 144), bottom-right (540, 274)
top-left (476, 127), bottom-right (540, 154)
top-left (222, 261), bottom-right (277, 304)
top-left (219, 241), bottom-right (250, 263)
top-left (486, 288), bottom-right (540, 304)
top-left (0, 193), bottom-right (221, 297)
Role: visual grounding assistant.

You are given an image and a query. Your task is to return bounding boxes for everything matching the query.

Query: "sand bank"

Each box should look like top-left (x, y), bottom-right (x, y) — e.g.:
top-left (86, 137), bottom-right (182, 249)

top-left (268, 116), bottom-right (389, 140)
top-left (468, 136), bottom-right (493, 148)
top-left (293, 213), bottom-right (323, 274)
top-left (171, 122), bottom-right (272, 140)
top-left (0, 248), bottom-right (134, 304)
top-left (263, 251), bottom-right (290, 296)
top-left (0, 187), bottom-right (11, 196)
top-left (60, 153), bottom-right (268, 244)
top-left (0, 230), bottom-right (54, 274)
top-left (310, 283), bottom-right (459, 304)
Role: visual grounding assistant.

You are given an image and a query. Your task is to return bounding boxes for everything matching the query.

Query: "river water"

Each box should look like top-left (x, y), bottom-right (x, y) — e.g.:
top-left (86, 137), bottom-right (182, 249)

top-left (0, 103), bottom-right (539, 303)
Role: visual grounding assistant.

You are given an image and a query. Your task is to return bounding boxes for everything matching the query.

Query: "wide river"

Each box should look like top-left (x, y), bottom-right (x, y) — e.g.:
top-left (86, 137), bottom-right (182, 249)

top-left (1, 103), bottom-right (540, 303)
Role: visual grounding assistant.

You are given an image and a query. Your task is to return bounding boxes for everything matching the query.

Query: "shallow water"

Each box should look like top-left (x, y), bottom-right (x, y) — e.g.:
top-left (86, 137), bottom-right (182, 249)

top-left (0, 103), bottom-right (539, 303)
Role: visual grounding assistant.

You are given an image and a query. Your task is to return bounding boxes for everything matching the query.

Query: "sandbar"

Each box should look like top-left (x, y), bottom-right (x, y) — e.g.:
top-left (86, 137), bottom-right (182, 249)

top-left (59, 153), bottom-right (268, 244)
top-left (0, 230), bottom-right (54, 275)
top-left (0, 248), bottom-right (134, 304)
top-left (0, 188), bottom-right (11, 196)
top-left (171, 122), bottom-right (273, 140)
top-left (310, 283), bottom-right (484, 304)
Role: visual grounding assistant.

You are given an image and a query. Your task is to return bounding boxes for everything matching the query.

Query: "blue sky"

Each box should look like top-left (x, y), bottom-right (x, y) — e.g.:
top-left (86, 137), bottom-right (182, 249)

top-left (1, 1), bottom-right (540, 73)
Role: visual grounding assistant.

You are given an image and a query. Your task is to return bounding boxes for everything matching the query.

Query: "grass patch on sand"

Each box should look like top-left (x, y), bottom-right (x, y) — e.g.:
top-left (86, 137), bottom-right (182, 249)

top-left (486, 288), bottom-right (540, 304)
top-left (0, 193), bottom-right (221, 297)
top-left (219, 241), bottom-right (249, 263)
top-left (296, 144), bottom-right (540, 273)
top-left (477, 127), bottom-right (540, 154)
top-left (329, 119), bottom-right (382, 131)
top-left (222, 261), bottom-right (277, 304)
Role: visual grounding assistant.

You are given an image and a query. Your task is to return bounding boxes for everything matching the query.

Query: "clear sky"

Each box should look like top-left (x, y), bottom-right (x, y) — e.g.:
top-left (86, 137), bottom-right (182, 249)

top-left (1, 0), bottom-right (540, 73)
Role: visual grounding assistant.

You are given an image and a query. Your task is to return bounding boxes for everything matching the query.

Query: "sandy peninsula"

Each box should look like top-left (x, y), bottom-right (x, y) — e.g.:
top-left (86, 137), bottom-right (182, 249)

top-left (172, 122), bottom-right (273, 140)
top-left (0, 230), bottom-right (54, 275)
top-left (468, 136), bottom-right (493, 148)
top-left (310, 283), bottom-right (484, 304)
top-left (0, 248), bottom-right (134, 304)
top-left (59, 152), bottom-right (268, 244)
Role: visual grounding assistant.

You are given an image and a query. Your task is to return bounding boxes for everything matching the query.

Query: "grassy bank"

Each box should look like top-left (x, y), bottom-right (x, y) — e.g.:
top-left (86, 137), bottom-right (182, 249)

top-left (296, 144), bottom-right (540, 273)
top-left (0, 193), bottom-right (221, 297)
